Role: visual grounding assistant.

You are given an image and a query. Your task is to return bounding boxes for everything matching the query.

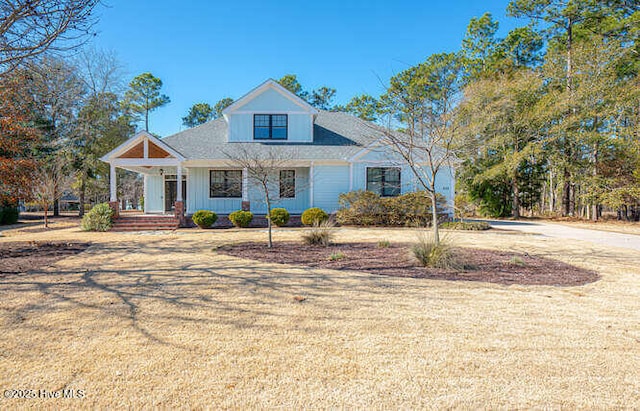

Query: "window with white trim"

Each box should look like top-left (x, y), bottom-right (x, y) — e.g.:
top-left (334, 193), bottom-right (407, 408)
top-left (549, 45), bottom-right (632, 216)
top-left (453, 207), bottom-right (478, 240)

top-left (210, 170), bottom-right (242, 198)
top-left (366, 167), bottom-right (401, 197)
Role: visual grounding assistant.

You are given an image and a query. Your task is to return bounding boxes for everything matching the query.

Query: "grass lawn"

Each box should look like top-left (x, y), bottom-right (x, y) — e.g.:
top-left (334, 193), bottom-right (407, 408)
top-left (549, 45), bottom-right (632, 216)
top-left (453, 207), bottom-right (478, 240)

top-left (0, 224), bottom-right (639, 408)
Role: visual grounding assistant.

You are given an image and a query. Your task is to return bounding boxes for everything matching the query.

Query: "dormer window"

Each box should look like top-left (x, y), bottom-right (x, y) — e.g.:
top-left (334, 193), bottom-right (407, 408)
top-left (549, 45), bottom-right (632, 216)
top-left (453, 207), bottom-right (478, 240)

top-left (254, 114), bottom-right (287, 140)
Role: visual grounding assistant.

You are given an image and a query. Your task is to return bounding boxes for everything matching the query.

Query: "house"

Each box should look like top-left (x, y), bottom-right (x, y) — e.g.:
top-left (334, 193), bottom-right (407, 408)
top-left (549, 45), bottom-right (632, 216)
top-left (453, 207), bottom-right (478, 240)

top-left (101, 79), bottom-right (455, 222)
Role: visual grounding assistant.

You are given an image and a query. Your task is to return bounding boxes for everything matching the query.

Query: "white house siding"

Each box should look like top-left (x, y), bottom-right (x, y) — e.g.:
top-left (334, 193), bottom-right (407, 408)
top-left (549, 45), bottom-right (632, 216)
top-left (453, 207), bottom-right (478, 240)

top-left (146, 175), bottom-right (164, 213)
top-left (312, 165), bottom-right (351, 213)
top-left (227, 88), bottom-right (313, 142)
top-left (247, 167), bottom-right (310, 214)
top-left (186, 167), bottom-right (243, 214)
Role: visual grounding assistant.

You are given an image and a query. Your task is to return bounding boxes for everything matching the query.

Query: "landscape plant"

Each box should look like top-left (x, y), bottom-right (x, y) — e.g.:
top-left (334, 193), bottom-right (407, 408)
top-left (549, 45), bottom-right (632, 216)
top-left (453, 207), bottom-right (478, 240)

top-left (269, 208), bottom-right (290, 227)
top-left (192, 210), bottom-right (217, 229)
top-left (228, 210), bottom-right (253, 228)
top-left (301, 207), bottom-right (329, 226)
top-left (81, 203), bottom-right (114, 231)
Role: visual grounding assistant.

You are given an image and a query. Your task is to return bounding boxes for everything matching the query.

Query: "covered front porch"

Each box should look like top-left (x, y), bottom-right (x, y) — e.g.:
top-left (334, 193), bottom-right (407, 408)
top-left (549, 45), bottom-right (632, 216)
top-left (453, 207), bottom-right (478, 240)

top-left (101, 131), bottom-right (187, 223)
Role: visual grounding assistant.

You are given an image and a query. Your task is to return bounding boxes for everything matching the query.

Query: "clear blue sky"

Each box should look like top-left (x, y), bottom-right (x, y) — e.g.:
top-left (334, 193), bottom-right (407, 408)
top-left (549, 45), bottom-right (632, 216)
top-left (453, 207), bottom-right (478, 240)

top-left (90, 0), bottom-right (524, 137)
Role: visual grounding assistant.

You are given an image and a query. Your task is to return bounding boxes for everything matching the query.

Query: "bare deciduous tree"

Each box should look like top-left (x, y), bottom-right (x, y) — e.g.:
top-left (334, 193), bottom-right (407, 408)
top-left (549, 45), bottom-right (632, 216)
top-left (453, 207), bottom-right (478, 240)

top-left (223, 145), bottom-right (296, 248)
top-left (0, 0), bottom-right (101, 76)
top-left (31, 158), bottom-right (72, 227)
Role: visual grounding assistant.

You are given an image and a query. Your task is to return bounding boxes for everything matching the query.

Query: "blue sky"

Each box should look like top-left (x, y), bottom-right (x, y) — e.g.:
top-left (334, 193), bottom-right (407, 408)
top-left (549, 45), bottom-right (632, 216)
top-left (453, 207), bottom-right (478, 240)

top-left (90, 0), bottom-right (524, 137)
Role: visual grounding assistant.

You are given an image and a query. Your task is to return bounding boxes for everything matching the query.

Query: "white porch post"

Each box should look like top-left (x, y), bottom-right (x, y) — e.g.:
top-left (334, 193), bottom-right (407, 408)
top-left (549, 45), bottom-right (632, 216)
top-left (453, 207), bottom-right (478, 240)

top-left (176, 165), bottom-right (183, 202)
top-left (110, 163), bottom-right (117, 202)
top-left (242, 168), bottom-right (249, 201)
top-left (309, 162), bottom-right (314, 207)
top-left (143, 174), bottom-right (148, 213)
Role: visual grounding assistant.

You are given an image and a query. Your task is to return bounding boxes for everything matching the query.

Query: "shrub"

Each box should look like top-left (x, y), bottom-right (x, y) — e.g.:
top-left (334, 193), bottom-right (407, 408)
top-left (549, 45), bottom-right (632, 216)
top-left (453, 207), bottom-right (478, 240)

top-left (411, 232), bottom-right (461, 269)
top-left (192, 210), bottom-right (217, 228)
top-left (301, 220), bottom-right (335, 246)
top-left (301, 207), bottom-right (328, 226)
top-left (81, 203), bottom-right (114, 232)
top-left (329, 251), bottom-right (346, 261)
top-left (0, 204), bottom-right (19, 225)
top-left (440, 221), bottom-right (491, 231)
top-left (336, 190), bottom-right (448, 227)
top-left (377, 239), bottom-right (390, 248)
top-left (228, 210), bottom-right (253, 228)
top-left (269, 208), bottom-right (290, 227)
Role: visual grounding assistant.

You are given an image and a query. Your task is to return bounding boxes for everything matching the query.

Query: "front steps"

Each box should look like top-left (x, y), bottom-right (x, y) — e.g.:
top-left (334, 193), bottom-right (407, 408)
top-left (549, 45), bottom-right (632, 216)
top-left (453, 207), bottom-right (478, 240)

top-left (111, 215), bottom-right (180, 231)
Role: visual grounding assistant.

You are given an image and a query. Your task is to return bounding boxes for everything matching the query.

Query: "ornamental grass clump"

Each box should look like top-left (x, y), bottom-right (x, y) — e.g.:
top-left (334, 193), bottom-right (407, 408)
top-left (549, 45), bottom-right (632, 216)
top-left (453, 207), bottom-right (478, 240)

top-left (192, 210), bottom-right (217, 228)
top-left (411, 232), bottom-right (461, 270)
top-left (301, 220), bottom-right (335, 246)
top-left (81, 203), bottom-right (114, 232)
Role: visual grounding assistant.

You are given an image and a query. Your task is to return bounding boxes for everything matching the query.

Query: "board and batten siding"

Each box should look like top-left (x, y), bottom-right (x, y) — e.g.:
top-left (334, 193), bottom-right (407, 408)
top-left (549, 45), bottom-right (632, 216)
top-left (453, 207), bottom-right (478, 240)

top-left (312, 165), bottom-right (351, 213)
top-left (247, 167), bottom-right (310, 214)
top-left (227, 88), bottom-right (313, 142)
top-left (186, 168), bottom-right (242, 214)
top-left (145, 175), bottom-right (164, 213)
top-left (186, 167), bottom-right (311, 215)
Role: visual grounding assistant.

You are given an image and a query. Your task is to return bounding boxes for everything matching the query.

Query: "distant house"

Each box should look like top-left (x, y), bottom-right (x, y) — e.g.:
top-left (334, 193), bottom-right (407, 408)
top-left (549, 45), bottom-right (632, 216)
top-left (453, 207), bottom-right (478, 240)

top-left (101, 79), bottom-right (455, 217)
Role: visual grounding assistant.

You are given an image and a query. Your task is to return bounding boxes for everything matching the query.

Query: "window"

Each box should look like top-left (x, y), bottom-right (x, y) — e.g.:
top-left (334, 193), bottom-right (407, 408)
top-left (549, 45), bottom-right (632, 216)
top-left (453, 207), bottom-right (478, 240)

top-left (279, 170), bottom-right (295, 198)
top-left (254, 114), bottom-right (287, 140)
top-left (210, 170), bottom-right (242, 198)
top-left (366, 167), bottom-right (401, 197)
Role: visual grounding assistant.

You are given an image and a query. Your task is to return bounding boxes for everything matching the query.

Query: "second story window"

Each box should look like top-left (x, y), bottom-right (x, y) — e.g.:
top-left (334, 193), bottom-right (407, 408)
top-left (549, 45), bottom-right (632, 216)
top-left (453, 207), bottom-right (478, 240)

top-left (254, 114), bottom-right (287, 140)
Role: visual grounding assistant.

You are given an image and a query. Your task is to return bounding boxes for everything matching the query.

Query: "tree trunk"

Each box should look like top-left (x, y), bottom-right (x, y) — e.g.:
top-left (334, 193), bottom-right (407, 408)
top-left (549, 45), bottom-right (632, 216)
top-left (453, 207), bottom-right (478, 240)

top-left (53, 198), bottom-right (59, 217)
top-left (431, 190), bottom-right (440, 245)
top-left (79, 177), bottom-right (86, 217)
top-left (44, 206), bottom-right (48, 228)
top-left (562, 168), bottom-right (571, 217)
top-left (512, 180), bottom-right (521, 219)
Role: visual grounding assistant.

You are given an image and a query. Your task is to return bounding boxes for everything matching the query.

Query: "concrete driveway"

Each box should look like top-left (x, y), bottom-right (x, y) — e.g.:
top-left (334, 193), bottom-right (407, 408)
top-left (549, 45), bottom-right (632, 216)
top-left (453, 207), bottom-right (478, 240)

top-left (485, 220), bottom-right (640, 252)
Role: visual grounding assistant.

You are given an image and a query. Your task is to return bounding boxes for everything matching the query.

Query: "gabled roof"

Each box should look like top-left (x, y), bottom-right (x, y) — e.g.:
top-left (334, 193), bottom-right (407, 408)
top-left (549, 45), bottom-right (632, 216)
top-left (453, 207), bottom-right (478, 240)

top-left (222, 78), bottom-right (319, 116)
top-left (101, 130), bottom-right (185, 162)
top-left (162, 111), bottom-right (389, 161)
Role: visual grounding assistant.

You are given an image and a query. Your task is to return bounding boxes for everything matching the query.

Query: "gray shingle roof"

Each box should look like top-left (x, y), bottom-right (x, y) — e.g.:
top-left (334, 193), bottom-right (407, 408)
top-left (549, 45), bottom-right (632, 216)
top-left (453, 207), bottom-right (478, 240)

top-left (161, 111), bottom-right (389, 161)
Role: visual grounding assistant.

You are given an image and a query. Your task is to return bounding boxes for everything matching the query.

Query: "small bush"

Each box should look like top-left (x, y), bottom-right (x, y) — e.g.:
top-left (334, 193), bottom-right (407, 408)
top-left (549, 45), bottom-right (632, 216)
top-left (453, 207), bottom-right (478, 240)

top-left (269, 208), bottom-right (290, 227)
top-left (336, 190), bottom-right (448, 227)
top-left (329, 251), bottom-right (346, 261)
top-left (81, 203), bottom-right (114, 232)
top-left (377, 239), bottom-right (391, 248)
top-left (301, 220), bottom-right (335, 246)
top-left (192, 210), bottom-right (217, 228)
top-left (440, 221), bottom-right (491, 231)
top-left (411, 233), bottom-right (461, 269)
top-left (0, 204), bottom-right (19, 225)
top-left (508, 256), bottom-right (526, 266)
top-left (228, 210), bottom-right (253, 228)
top-left (301, 207), bottom-right (329, 226)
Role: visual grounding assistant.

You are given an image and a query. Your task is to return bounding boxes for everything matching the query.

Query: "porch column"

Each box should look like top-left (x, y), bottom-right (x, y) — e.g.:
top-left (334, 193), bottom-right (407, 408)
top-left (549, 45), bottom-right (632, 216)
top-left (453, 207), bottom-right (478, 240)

top-left (176, 166), bottom-right (183, 202)
top-left (109, 163), bottom-right (119, 217)
top-left (241, 167), bottom-right (250, 211)
top-left (309, 162), bottom-right (314, 207)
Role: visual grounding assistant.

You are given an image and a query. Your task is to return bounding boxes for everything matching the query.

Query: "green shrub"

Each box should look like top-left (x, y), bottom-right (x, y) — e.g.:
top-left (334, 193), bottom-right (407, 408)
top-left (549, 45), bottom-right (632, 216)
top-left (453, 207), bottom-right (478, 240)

top-left (329, 251), bottom-right (346, 261)
top-left (81, 203), bottom-right (114, 232)
top-left (228, 210), bottom-right (253, 228)
top-left (301, 220), bottom-right (335, 246)
top-left (269, 208), bottom-right (290, 227)
top-left (301, 207), bottom-right (328, 226)
top-left (440, 221), bottom-right (491, 231)
top-left (377, 239), bottom-right (390, 248)
top-left (336, 190), bottom-right (448, 227)
top-left (0, 205), bottom-right (19, 225)
top-left (192, 210), bottom-right (217, 228)
top-left (411, 233), bottom-right (461, 269)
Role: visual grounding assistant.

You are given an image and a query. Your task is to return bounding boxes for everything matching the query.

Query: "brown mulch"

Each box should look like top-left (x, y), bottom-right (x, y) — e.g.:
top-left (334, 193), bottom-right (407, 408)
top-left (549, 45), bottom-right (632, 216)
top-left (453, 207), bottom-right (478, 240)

top-left (0, 241), bottom-right (90, 275)
top-left (217, 242), bottom-right (599, 287)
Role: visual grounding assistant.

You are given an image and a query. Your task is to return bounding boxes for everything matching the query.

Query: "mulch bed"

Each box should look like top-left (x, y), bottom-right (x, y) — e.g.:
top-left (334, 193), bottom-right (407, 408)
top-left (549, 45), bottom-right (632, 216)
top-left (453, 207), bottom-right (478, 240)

top-left (217, 242), bottom-right (599, 286)
top-left (0, 241), bottom-right (91, 275)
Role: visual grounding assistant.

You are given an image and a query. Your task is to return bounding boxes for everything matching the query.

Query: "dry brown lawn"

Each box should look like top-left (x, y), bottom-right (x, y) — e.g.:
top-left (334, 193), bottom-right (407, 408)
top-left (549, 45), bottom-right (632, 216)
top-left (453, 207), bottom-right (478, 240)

top-left (0, 225), bottom-right (639, 409)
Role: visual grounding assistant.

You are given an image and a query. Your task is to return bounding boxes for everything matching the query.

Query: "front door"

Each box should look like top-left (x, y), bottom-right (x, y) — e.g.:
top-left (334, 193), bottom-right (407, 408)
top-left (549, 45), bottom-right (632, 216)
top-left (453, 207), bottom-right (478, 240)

top-left (164, 177), bottom-right (187, 213)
